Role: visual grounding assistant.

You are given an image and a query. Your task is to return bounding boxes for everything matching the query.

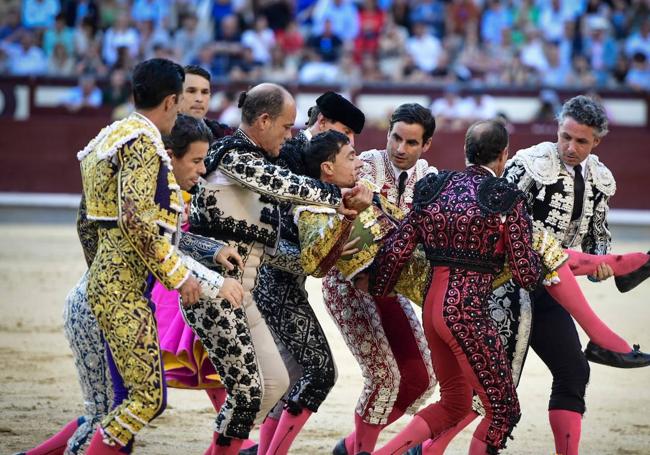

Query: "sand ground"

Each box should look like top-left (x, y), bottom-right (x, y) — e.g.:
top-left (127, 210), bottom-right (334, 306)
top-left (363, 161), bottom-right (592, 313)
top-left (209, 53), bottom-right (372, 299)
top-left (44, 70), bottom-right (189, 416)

top-left (1, 223), bottom-right (649, 454)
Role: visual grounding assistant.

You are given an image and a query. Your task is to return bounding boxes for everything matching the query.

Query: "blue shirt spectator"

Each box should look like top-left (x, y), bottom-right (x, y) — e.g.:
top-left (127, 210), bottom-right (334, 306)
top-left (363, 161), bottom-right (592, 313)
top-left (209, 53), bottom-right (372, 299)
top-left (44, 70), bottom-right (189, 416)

top-left (409, 0), bottom-right (445, 39)
top-left (2, 31), bottom-right (48, 75)
top-left (481, 0), bottom-right (512, 46)
top-left (43, 14), bottom-right (75, 57)
top-left (312, 0), bottom-right (360, 42)
top-left (22, 0), bottom-right (60, 29)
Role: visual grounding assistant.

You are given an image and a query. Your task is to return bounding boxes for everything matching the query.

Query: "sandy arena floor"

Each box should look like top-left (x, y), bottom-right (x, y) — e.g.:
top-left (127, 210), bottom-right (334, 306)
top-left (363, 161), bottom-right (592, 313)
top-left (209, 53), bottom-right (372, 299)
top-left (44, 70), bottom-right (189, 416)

top-left (1, 223), bottom-right (649, 454)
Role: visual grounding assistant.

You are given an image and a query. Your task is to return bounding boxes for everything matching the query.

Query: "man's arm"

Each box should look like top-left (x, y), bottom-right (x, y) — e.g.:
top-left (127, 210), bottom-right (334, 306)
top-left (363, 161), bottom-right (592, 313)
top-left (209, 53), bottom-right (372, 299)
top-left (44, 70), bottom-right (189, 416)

top-left (76, 193), bottom-right (99, 268)
top-left (502, 159), bottom-right (539, 214)
top-left (178, 231), bottom-right (226, 267)
top-left (219, 150), bottom-right (342, 208)
top-left (581, 192), bottom-right (612, 256)
top-left (297, 208), bottom-right (354, 278)
top-left (116, 135), bottom-right (190, 290)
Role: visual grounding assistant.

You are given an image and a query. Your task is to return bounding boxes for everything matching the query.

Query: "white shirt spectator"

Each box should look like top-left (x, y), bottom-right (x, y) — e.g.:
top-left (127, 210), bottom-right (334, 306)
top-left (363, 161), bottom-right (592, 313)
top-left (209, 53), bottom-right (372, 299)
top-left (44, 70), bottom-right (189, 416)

top-left (539, 3), bottom-right (566, 42)
top-left (61, 85), bottom-right (102, 109)
top-left (2, 42), bottom-right (48, 76)
top-left (298, 61), bottom-right (339, 84)
top-left (405, 32), bottom-right (442, 73)
top-left (22, 0), bottom-right (60, 29)
top-left (218, 105), bottom-right (241, 128)
top-left (464, 95), bottom-right (498, 120)
top-left (241, 28), bottom-right (275, 64)
top-left (521, 38), bottom-right (549, 73)
top-left (102, 26), bottom-right (140, 66)
top-left (430, 95), bottom-right (469, 120)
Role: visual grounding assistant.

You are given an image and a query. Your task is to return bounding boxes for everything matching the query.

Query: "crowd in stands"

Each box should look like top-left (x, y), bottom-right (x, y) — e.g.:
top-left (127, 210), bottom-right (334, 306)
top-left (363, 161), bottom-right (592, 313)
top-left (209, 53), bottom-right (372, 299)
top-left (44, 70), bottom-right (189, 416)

top-left (1, 0), bottom-right (649, 112)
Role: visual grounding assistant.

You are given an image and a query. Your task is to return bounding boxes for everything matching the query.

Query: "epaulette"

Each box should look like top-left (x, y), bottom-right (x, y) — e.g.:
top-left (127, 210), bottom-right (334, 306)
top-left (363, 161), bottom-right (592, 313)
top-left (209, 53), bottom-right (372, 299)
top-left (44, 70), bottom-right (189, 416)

top-left (477, 177), bottom-right (525, 214)
top-left (412, 171), bottom-right (454, 211)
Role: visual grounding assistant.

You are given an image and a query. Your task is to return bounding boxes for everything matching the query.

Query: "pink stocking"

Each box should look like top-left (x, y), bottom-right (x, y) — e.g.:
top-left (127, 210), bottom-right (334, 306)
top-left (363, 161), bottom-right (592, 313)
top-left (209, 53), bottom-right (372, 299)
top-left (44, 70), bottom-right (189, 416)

top-left (212, 435), bottom-right (244, 455)
top-left (547, 265), bottom-right (632, 353)
top-left (468, 436), bottom-right (489, 455)
top-left (549, 409), bottom-right (581, 455)
top-left (353, 413), bottom-right (385, 454)
top-left (26, 418), bottom-right (81, 455)
top-left (257, 416), bottom-right (279, 455)
top-left (372, 415), bottom-right (430, 455)
top-left (266, 408), bottom-right (313, 455)
top-left (205, 387), bottom-right (227, 412)
top-left (422, 411), bottom-right (478, 454)
top-left (566, 249), bottom-right (649, 277)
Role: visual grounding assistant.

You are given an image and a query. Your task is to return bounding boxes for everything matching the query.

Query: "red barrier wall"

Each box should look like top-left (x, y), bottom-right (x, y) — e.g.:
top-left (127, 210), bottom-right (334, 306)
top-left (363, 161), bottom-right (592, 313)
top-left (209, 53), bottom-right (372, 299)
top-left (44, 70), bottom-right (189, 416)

top-left (1, 113), bottom-right (649, 209)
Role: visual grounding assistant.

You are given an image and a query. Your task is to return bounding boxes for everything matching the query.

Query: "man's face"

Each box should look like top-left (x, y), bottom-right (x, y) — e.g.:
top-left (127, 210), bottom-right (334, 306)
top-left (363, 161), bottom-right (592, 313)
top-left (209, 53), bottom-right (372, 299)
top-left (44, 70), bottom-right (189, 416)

top-left (260, 99), bottom-right (297, 157)
top-left (557, 116), bottom-right (601, 167)
top-left (322, 143), bottom-right (363, 188)
top-left (386, 121), bottom-right (431, 170)
top-left (180, 74), bottom-right (211, 119)
top-left (317, 115), bottom-right (355, 146)
top-left (170, 140), bottom-right (208, 191)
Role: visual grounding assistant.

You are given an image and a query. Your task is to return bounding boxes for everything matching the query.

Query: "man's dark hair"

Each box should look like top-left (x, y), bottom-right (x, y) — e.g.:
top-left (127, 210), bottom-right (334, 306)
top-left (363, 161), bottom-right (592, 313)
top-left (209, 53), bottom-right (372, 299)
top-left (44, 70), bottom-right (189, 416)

top-left (302, 130), bottom-right (350, 179)
top-left (389, 103), bottom-right (436, 144)
top-left (239, 83), bottom-right (289, 125)
top-left (557, 95), bottom-right (608, 138)
top-left (132, 58), bottom-right (184, 109)
top-left (464, 120), bottom-right (509, 165)
top-left (163, 114), bottom-right (214, 158)
top-left (184, 64), bottom-right (211, 82)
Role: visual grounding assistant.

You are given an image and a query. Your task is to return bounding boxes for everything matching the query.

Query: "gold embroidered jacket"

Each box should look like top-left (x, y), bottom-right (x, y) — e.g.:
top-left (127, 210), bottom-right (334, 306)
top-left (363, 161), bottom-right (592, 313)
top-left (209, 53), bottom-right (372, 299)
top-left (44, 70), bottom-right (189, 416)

top-left (78, 113), bottom-right (190, 290)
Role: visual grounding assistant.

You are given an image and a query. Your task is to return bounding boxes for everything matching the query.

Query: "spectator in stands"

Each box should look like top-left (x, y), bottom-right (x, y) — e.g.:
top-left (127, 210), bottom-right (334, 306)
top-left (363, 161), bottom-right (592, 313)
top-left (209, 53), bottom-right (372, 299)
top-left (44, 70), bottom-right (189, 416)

top-left (191, 43), bottom-right (219, 78)
top-left (533, 89), bottom-right (561, 123)
top-left (610, 0), bottom-right (629, 40)
top-left (542, 42), bottom-right (571, 87)
top-left (520, 26), bottom-right (549, 73)
top-left (298, 48), bottom-right (339, 83)
top-left (61, 73), bottom-right (102, 111)
top-left (446, 0), bottom-right (479, 38)
top-left (430, 86), bottom-right (469, 130)
top-left (464, 93), bottom-right (497, 122)
top-left (312, 0), bottom-right (360, 42)
top-left (568, 54), bottom-right (597, 87)
top-left (217, 90), bottom-right (240, 127)
top-left (481, 0), bottom-right (511, 46)
top-left (389, 0), bottom-right (411, 31)
top-left (75, 40), bottom-right (108, 78)
top-left (63, 0), bottom-right (99, 29)
top-left (264, 46), bottom-right (297, 83)
top-left (0, 8), bottom-right (24, 42)
top-left (625, 17), bottom-right (650, 60)
top-left (307, 19), bottom-right (343, 63)
top-left (241, 16), bottom-right (276, 65)
top-left (500, 53), bottom-right (539, 86)
top-left (211, 14), bottom-right (244, 76)
top-left (102, 67), bottom-right (130, 107)
top-left (377, 17), bottom-right (408, 79)
top-left (360, 53), bottom-right (384, 81)
top-left (102, 11), bottom-right (139, 66)
top-left (625, 52), bottom-right (650, 91)
top-left (211, 0), bottom-right (234, 38)
top-left (2, 30), bottom-right (48, 76)
top-left (131, 0), bottom-right (168, 26)
top-left (355, 0), bottom-right (385, 60)
top-left (337, 50), bottom-right (363, 87)
top-left (400, 53), bottom-right (432, 82)
top-left (47, 42), bottom-right (75, 76)
top-left (583, 16), bottom-right (618, 86)
top-left (405, 21), bottom-right (443, 74)
top-left (174, 13), bottom-right (211, 65)
top-left (276, 20), bottom-right (305, 58)
top-left (73, 16), bottom-right (98, 58)
top-left (43, 13), bottom-right (75, 57)
top-left (136, 19), bottom-right (171, 61)
top-left (229, 46), bottom-right (262, 80)
top-left (22, 0), bottom-right (60, 30)
top-left (538, 0), bottom-right (567, 43)
top-left (409, 0), bottom-right (445, 39)
top-left (259, 0), bottom-right (293, 31)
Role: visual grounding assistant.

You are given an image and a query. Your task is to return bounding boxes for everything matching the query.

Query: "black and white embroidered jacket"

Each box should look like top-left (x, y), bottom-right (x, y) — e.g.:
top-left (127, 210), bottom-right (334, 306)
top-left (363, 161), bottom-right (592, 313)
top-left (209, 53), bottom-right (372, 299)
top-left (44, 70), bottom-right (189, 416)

top-left (503, 141), bottom-right (616, 255)
top-left (190, 129), bottom-right (342, 255)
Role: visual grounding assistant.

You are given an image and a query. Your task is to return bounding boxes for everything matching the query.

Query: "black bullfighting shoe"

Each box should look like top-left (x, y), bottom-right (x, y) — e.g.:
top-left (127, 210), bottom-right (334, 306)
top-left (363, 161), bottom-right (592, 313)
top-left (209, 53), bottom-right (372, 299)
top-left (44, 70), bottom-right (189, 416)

top-left (585, 341), bottom-right (650, 368)
top-left (239, 444), bottom-right (258, 454)
top-left (615, 251), bottom-right (650, 293)
top-left (333, 438), bottom-right (349, 455)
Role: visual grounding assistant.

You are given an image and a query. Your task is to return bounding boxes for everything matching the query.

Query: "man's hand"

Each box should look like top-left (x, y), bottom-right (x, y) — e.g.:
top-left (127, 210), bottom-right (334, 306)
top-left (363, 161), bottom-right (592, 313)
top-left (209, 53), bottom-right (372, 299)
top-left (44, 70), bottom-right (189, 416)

top-left (338, 186), bottom-right (360, 219)
top-left (353, 272), bottom-right (369, 293)
top-left (179, 276), bottom-right (201, 307)
top-left (214, 245), bottom-right (244, 271)
top-left (344, 184), bottom-right (373, 214)
top-left (342, 236), bottom-right (361, 257)
top-left (218, 278), bottom-right (245, 308)
top-left (590, 262), bottom-right (614, 282)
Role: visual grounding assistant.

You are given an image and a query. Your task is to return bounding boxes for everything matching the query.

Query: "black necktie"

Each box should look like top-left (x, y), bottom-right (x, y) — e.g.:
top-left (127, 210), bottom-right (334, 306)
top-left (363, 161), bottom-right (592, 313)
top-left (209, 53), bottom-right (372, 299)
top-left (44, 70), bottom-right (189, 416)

top-left (571, 164), bottom-right (584, 221)
top-left (397, 171), bottom-right (408, 204)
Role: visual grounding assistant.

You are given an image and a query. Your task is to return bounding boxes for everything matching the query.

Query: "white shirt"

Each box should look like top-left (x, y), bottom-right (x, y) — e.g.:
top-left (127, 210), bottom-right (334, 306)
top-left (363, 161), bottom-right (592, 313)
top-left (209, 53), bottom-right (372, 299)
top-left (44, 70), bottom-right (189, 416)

top-left (391, 163), bottom-right (415, 182)
top-left (563, 160), bottom-right (587, 178)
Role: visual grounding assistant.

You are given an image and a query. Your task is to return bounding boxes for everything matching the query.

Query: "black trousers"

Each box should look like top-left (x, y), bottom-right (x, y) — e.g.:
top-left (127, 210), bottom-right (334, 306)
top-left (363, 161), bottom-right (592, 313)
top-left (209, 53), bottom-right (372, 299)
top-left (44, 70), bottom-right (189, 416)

top-left (529, 287), bottom-right (591, 414)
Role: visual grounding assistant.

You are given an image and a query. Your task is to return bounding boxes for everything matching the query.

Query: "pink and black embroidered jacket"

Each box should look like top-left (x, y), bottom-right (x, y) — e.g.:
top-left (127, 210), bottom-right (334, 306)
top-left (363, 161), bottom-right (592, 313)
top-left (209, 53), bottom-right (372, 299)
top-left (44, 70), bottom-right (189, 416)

top-left (371, 165), bottom-right (542, 296)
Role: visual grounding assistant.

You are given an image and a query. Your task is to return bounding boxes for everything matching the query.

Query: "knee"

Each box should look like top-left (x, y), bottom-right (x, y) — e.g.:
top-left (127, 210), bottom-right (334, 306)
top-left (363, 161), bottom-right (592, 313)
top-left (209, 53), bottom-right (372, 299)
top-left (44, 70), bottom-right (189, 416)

top-left (264, 366), bottom-right (291, 406)
top-left (554, 354), bottom-right (590, 389)
top-left (439, 384), bottom-right (474, 423)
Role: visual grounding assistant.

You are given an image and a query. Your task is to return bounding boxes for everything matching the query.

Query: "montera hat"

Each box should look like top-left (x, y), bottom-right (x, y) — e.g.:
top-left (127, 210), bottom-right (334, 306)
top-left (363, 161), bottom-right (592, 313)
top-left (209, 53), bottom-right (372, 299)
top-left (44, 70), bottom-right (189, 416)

top-left (315, 92), bottom-right (365, 134)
